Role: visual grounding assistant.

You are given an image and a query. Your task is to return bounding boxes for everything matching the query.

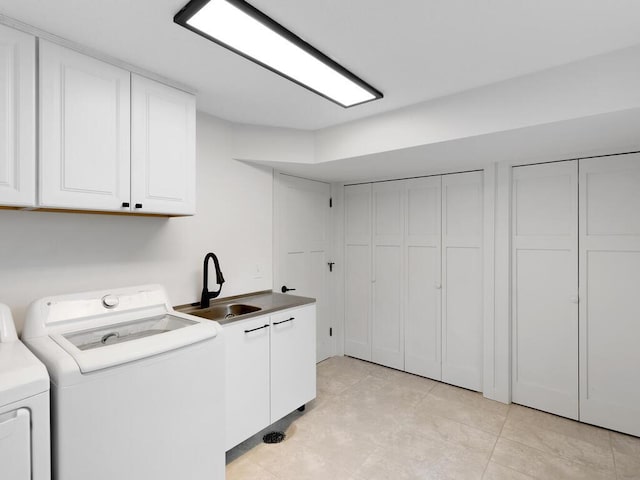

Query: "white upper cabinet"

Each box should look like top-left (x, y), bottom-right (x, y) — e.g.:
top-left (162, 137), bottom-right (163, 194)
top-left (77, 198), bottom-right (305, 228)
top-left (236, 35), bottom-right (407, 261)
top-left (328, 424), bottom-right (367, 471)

top-left (39, 40), bottom-right (131, 212)
top-left (131, 74), bottom-right (195, 215)
top-left (0, 25), bottom-right (36, 207)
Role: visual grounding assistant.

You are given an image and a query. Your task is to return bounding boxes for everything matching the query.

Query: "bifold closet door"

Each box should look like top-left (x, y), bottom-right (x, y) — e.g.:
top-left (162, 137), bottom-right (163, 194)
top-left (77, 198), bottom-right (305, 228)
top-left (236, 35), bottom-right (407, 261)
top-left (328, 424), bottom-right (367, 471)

top-left (404, 177), bottom-right (442, 380)
top-left (441, 172), bottom-right (483, 391)
top-left (372, 180), bottom-right (405, 370)
top-left (511, 161), bottom-right (578, 419)
top-left (579, 154), bottom-right (640, 436)
top-left (344, 184), bottom-right (372, 361)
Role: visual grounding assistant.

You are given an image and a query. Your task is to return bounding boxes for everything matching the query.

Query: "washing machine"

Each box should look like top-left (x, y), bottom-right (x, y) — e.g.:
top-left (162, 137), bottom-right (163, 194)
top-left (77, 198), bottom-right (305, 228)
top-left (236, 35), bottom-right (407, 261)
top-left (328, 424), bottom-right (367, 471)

top-left (21, 284), bottom-right (225, 480)
top-left (0, 303), bottom-right (51, 480)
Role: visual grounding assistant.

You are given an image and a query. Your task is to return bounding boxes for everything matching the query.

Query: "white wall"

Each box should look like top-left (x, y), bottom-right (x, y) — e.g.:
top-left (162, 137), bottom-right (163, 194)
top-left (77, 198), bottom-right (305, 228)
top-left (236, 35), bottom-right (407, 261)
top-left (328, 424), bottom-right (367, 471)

top-left (0, 112), bottom-right (273, 333)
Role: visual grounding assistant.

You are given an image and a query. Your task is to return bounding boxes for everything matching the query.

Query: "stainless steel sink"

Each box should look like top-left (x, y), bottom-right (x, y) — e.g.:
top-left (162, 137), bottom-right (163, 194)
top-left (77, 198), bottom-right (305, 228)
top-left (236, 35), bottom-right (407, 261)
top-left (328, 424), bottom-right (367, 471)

top-left (186, 304), bottom-right (261, 322)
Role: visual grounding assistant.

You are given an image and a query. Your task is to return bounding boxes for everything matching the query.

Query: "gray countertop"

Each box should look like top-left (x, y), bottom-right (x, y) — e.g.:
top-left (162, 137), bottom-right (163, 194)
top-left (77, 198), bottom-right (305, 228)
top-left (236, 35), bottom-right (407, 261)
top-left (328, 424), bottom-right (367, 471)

top-left (174, 290), bottom-right (316, 326)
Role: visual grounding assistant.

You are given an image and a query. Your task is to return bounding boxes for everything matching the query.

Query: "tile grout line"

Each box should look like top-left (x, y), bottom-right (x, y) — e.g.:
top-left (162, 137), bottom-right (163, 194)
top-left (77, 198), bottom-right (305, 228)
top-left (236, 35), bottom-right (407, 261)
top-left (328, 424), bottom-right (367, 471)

top-left (481, 403), bottom-right (510, 478)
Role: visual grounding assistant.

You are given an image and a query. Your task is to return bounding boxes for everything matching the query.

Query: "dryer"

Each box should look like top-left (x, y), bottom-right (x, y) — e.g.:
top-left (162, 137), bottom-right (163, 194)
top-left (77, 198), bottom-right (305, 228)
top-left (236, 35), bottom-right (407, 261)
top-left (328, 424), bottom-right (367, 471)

top-left (21, 285), bottom-right (225, 480)
top-left (0, 303), bottom-right (50, 480)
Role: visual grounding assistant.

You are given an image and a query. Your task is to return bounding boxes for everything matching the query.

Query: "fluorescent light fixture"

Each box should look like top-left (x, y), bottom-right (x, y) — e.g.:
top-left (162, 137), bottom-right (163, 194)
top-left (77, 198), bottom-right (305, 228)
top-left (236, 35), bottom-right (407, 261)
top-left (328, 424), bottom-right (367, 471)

top-left (174, 0), bottom-right (383, 107)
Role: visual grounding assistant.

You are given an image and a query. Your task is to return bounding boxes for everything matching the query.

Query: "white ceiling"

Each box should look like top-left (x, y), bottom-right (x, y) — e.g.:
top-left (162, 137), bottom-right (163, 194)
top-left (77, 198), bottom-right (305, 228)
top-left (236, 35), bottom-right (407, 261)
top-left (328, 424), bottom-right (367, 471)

top-left (2, 0), bottom-right (640, 130)
top-left (247, 109), bottom-right (640, 183)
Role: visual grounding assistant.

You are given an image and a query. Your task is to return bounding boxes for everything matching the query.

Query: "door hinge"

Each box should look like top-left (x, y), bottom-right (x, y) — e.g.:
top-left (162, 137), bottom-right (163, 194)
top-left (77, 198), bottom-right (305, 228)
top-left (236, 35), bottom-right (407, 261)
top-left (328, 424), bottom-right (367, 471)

top-left (329, 327), bottom-right (333, 337)
top-left (329, 197), bottom-right (333, 208)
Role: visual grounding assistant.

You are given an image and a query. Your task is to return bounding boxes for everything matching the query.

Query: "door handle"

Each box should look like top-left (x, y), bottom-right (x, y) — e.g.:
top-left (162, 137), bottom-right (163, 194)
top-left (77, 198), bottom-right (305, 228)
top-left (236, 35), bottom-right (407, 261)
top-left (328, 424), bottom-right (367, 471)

top-left (273, 317), bottom-right (295, 325)
top-left (281, 286), bottom-right (296, 293)
top-left (244, 324), bottom-right (269, 333)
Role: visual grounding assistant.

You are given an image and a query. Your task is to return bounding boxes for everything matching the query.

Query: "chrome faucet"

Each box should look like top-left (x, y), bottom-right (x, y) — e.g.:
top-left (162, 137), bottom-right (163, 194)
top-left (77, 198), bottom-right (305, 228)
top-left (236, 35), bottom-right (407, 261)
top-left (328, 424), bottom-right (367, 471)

top-left (200, 252), bottom-right (225, 308)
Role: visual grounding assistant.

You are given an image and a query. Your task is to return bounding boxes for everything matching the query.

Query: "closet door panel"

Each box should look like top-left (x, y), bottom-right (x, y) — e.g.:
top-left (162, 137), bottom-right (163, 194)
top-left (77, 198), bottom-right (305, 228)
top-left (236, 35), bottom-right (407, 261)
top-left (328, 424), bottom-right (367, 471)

top-left (442, 172), bottom-right (483, 391)
top-left (579, 154), bottom-right (640, 436)
top-left (511, 161), bottom-right (578, 419)
top-left (405, 177), bottom-right (442, 379)
top-left (372, 180), bottom-right (404, 370)
top-left (344, 184), bottom-right (372, 360)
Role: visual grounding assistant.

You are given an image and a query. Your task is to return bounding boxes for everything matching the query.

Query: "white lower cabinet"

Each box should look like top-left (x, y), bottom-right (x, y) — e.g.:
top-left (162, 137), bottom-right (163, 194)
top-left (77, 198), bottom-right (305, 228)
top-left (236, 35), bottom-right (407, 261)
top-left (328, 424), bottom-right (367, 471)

top-left (224, 316), bottom-right (271, 451)
top-left (224, 304), bottom-right (316, 451)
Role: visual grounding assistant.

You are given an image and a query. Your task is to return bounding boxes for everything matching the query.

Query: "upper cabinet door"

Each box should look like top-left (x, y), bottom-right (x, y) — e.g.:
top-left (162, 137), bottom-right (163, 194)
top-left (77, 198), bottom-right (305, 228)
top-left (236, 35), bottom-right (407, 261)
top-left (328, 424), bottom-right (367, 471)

top-left (0, 25), bottom-right (36, 207)
top-left (131, 74), bottom-right (195, 216)
top-left (39, 40), bottom-right (131, 211)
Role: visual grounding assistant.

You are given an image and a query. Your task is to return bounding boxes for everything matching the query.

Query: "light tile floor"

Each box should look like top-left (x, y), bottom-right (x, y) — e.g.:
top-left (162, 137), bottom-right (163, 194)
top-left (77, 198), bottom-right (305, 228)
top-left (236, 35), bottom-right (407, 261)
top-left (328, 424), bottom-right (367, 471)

top-left (226, 356), bottom-right (640, 480)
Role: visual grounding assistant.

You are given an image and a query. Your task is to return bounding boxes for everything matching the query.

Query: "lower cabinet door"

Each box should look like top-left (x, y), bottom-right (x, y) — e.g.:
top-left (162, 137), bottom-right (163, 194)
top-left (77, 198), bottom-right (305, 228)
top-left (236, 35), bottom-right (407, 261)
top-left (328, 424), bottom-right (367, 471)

top-left (224, 316), bottom-right (271, 450)
top-left (270, 306), bottom-right (316, 423)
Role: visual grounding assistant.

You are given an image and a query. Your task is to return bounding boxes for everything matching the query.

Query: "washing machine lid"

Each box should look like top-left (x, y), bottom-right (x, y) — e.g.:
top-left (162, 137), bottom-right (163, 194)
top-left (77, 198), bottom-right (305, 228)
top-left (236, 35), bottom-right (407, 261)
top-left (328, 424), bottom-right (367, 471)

top-left (50, 310), bottom-right (218, 373)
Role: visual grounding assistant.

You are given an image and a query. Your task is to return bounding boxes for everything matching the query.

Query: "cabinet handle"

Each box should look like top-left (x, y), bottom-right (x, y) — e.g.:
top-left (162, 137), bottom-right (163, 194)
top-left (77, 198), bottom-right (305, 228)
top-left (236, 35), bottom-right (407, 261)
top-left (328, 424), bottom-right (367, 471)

top-left (274, 317), bottom-right (295, 325)
top-left (281, 286), bottom-right (296, 293)
top-left (244, 324), bottom-right (269, 333)
top-left (134, 203), bottom-right (143, 209)
top-left (122, 202), bottom-right (130, 208)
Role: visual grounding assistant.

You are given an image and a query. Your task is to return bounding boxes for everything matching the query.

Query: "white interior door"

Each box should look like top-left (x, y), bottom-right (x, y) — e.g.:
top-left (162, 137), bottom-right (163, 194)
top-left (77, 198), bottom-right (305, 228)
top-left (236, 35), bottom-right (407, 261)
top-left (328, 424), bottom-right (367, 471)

top-left (404, 176), bottom-right (442, 379)
top-left (275, 173), bottom-right (332, 362)
top-left (441, 171), bottom-right (484, 391)
top-left (511, 161), bottom-right (579, 419)
top-left (579, 154), bottom-right (640, 436)
top-left (344, 183), bottom-right (372, 361)
top-left (372, 180), bottom-right (405, 370)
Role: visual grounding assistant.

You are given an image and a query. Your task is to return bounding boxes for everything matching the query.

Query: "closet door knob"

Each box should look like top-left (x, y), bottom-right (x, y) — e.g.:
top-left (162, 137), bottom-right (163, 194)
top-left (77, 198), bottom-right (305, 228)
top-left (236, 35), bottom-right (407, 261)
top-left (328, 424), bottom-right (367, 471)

top-left (570, 296), bottom-right (579, 304)
top-left (434, 282), bottom-right (442, 290)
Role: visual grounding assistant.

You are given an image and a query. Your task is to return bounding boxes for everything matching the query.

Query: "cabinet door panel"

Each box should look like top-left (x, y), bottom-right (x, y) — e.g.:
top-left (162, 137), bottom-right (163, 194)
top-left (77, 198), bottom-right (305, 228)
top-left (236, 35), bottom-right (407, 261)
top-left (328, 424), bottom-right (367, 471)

top-left (344, 184), bottom-right (372, 360)
top-left (39, 41), bottom-right (130, 211)
top-left (0, 25), bottom-right (35, 207)
top-left (270, 306), bottom-right (316, 422)
top-left (442, 171), bottom-right (483, 391)
top-left (404, 176), bottom-right (442, 379)
top-left (579, 154), bottom-right (640, 436)
top-left (512, 161), bottom-right (578, 419)
top-left (131, 74), bottom-right (195, 215)
top-left (372, 181), bottom-right (404, 370)
top-left (224, 316), bottom-right (271, 450)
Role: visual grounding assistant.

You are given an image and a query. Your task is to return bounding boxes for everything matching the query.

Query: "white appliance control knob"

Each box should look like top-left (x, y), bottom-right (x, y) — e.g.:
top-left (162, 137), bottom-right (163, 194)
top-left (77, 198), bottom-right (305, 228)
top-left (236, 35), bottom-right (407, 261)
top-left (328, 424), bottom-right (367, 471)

top-left (102, 295), bottom-right (119, 309)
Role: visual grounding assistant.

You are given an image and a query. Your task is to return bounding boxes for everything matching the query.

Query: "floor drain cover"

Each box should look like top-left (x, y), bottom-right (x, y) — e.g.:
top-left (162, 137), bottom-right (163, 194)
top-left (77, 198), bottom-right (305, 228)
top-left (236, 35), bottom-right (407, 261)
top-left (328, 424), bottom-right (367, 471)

top-left (263, 431), bottom-right (286, 444)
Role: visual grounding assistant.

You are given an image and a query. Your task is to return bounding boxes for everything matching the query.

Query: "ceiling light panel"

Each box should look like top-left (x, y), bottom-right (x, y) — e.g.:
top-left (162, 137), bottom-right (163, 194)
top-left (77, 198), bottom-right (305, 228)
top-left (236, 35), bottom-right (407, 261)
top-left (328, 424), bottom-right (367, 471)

top-left (174, 0), bottom-right (383, 107)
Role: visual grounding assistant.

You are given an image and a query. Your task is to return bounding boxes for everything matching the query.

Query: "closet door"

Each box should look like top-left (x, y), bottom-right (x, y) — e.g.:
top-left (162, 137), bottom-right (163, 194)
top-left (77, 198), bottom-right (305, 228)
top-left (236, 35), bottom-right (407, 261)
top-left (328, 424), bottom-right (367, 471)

top-left (441, 171), bottom-right (483, 391)
top-left (579, 154), bottom-right (640, 436)
top-left (372, 180), bottom-right (405, 369)
top-left (404, 176), bottom-right (442, 380)
top-left (344, 184), bottom-right (372, 361)
top-left (511, 161), bottom-right (578, 419)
